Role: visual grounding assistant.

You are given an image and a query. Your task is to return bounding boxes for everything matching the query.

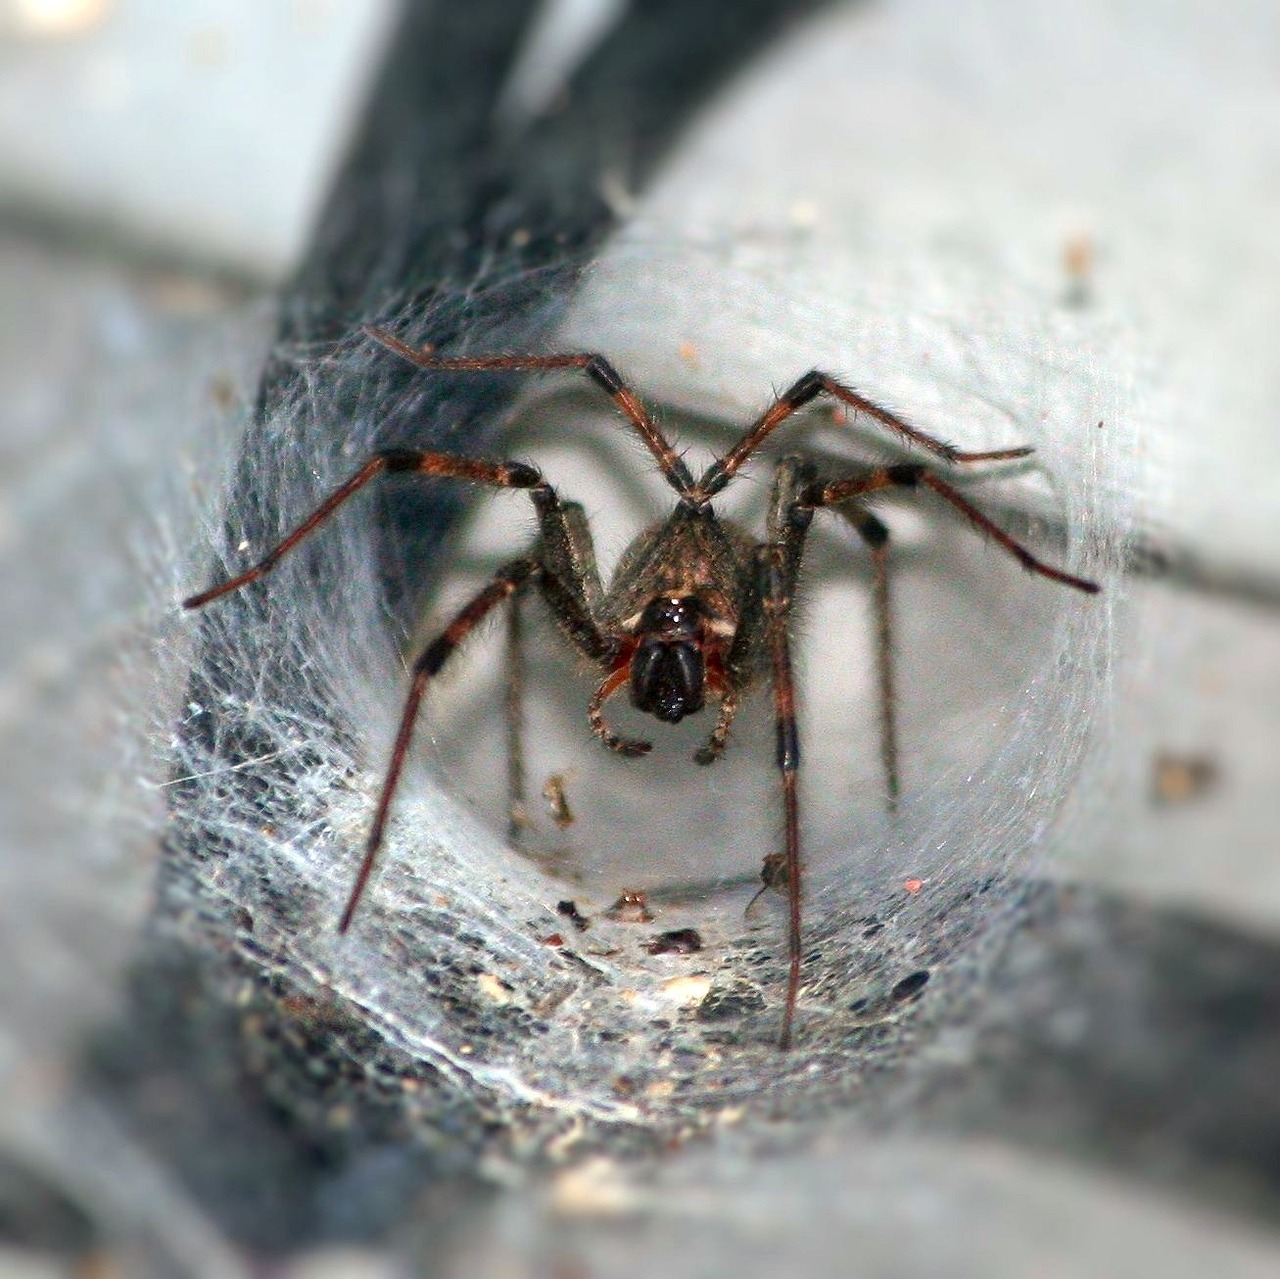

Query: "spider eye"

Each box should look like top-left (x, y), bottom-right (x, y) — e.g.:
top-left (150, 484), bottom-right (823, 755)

top-left (636, 595), bottom-right (702, 637)
top-left (630, 640), bottom-right (705, 723)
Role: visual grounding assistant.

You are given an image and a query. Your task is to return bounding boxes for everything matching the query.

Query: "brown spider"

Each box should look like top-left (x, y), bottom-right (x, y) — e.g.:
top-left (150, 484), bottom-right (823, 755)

top-left (184, 324), bottom-right (1099, 1049)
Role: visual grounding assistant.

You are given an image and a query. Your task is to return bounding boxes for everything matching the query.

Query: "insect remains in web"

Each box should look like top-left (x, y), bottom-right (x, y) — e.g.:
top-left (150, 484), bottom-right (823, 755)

top-left (183, 323), bottom-right (1100, 1050)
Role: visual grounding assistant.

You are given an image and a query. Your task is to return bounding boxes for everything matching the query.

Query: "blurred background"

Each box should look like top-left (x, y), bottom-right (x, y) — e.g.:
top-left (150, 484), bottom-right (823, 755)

top-left (2, 1), bottom-right (1279, 1276)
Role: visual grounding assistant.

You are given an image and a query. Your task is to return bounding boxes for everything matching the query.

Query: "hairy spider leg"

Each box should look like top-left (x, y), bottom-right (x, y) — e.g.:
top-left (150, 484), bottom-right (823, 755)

top-left (342, 557), bottom-right (538, 931)
top-left (730, 458), bottom-right (815, 1048)
top-left (832, 504), bottom-right (899, 809)
top-left (342, 543), bottom-right (615, 930)
top-left (755, 453), bottom-right (1098, 1046)
top-left (505, 589), bottom-right (529, 843)
top-left (695, 370), bottom-right (1036, 504)
top-left (815, 465), bottom-right (1100, 594)
top-left (693, 686), bottom-right (739, 765)
top-left (756, 541), bottom-right (805, 1050)
top-left (504, 496), bottom-right (610, 843)
top-left (184, 439), bottom-right (625, 928)
top-left (363, 325), bottom-right (698, 500)
top-left (588, 662), bottom-right (652, 757)
top-left (181, 450), bottom-right (544, 609)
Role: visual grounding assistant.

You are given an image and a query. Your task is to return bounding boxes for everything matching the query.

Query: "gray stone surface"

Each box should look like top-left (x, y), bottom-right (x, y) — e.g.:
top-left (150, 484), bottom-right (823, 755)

top-left (0, 1), bottom-right (394, 278)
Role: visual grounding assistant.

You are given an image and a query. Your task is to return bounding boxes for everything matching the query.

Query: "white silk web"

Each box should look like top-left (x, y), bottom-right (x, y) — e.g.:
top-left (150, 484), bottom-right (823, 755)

top-left (155, 235), bottom-right (1139, 1122)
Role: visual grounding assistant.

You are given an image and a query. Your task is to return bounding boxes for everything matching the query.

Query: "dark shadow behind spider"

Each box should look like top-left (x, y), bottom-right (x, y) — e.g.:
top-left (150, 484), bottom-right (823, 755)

top-left (184, 324), bottom-right (1099, 1049)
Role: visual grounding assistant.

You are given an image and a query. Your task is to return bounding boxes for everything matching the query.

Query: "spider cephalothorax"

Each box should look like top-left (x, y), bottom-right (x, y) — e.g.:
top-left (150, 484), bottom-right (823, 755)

top-left (185, 324), bottom-right (1098, 1047)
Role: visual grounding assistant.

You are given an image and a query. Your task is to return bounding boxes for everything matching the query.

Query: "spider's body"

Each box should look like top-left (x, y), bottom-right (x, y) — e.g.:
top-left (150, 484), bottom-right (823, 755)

top-left (606, 510), bottom-right (749, 710)
top-left (184, 324), bottom-right (1099, 1048)
top-left (607, 503), bottom-right (752, 638)
top-left (558, 501), bottom-right (759, 752)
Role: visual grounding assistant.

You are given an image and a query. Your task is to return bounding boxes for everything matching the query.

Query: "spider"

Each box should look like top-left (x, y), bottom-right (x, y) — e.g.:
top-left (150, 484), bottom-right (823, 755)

top-left (184, 324), bottom-right (1099, 1049)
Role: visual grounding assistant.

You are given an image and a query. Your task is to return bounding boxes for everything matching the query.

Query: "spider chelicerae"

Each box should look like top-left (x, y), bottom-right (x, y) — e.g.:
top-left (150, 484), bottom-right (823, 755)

top-left (185, 324), bottom-right (1099, 1048)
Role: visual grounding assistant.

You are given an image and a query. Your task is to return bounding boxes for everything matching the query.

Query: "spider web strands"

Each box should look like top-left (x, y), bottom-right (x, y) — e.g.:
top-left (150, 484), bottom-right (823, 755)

top-left (181, 379), bottom-right (1107, 1055)
top-left (167, 288), bottom-right (1111, 1101)
top-left (154, 3), bottom-right (1129, 1200)
top-left (155, 745), bottom-right (304, 790)
top-left (179, 338), bottom-right (1102, 1061)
